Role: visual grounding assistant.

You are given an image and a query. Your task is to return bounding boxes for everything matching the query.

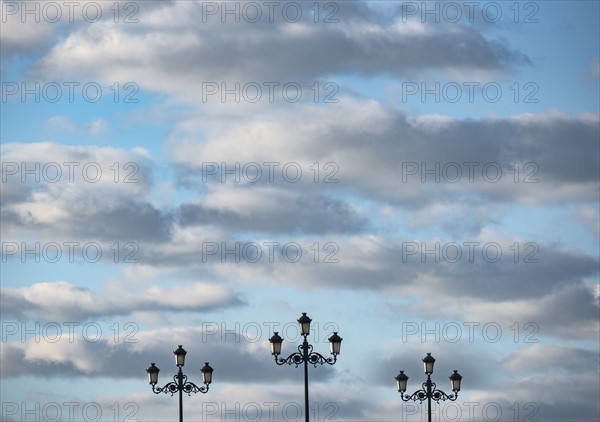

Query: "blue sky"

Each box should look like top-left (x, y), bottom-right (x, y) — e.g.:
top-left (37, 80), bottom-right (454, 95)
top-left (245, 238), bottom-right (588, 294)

top-left (1, 1), bottom-right (599, 421)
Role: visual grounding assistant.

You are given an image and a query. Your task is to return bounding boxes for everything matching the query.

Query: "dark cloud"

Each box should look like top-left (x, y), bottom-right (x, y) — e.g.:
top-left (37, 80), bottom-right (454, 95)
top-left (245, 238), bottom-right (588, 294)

top-left (0, 290), bottom-right (44, 320)
top-left (0, 143), bottom-right (171, 242)
top-left (244, 239), bottom-right (598, 300)
top-left (417, 246), bottom-right (599, 300)
top-left (2, 3), bottom-right (597, 421)
top-left (179, 193), bottom-right (367, 235)
top-left (31, 1), bottom-right (531, 94)
top-left (369, 343), bottom-right (600, 421)
top-left (338, 113), bottom-right (599, 202)
top-left (70, 199), bottom-right (174, 242)
top-left (0, 327), bottom-right (335, 384)
top-left (384, 281), bottom-right (599, 341)
top-left (507, 374), bottom-right (600, 421)
top-left (501, 344), bottom-right (599, 374)
top-left (168, 107), bottom-right (599, 207)
top-left (516, 282), bottom-right (600, 339)
top-left (1, 196), bottom-right (174, 242)
top-left (133, 231), bottom-right (598, 305)
top-left (0, 281), bottom-right (244, 321)
top-left (165, 19), bottom-right (526, 80)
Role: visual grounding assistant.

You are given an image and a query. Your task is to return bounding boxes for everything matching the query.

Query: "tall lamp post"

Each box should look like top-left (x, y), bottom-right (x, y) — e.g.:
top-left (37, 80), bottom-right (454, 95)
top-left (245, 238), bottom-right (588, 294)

top-left (146, 345), bottom-right (213, 422)
top-left (395, 353), bottom-right (462, 422)
top-left (269, 312), bottom-right (343, 422)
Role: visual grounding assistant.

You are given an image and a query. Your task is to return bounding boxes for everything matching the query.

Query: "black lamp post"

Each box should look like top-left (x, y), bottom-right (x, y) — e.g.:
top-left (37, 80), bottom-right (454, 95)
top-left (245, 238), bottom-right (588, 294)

top-left (395, 353), bottom-right (462, 422)
top-left (269, 313), bottom-right (342, 422)
top-left (146, 345), bottom-right (213, 422)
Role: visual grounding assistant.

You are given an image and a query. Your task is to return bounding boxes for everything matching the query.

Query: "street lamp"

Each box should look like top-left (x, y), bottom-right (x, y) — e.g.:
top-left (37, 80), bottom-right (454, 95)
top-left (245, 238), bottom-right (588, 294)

top-left (146, 345), bottom-right (213, 422)
top-left (395, 353), bottom-right (462, 422)
top-left (269, 313), bottom-right (342, 422)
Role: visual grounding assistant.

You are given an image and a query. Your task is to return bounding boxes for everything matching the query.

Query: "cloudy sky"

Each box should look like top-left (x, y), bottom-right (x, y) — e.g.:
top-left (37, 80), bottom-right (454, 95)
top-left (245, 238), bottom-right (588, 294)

top-left (1, 1), bottom-right (598, 421)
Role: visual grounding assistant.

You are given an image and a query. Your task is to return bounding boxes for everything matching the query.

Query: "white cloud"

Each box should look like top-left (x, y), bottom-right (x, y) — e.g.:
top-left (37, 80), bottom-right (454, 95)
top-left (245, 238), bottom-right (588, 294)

top-left (2, 3), bottom-right (598, 420)
top-left (167, 101), bottom-right (599, 206)
top-left (502, 344), bottom-right (598, 374)
top-left (43, 115), bottom-right (108, 137)
top-left (574, 205), bottom-right (600, 237)
top-left (1, 280), bottom-right (242, 321)
top-left (0, 1), bottom-right (55, 52)
top-left (29, 1), bottom-right (528, 105)
top-left (1, 142), bottom-right (164, 240)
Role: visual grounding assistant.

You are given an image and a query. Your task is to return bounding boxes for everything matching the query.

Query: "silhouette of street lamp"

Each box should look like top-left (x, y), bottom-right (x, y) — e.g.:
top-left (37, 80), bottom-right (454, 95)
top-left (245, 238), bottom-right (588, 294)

top-left (146, 345), bottom-right (213, 422)
top-left (269, 313), bottom-right (342, 422)
top-left (395, 353), bottom-right (462, 422)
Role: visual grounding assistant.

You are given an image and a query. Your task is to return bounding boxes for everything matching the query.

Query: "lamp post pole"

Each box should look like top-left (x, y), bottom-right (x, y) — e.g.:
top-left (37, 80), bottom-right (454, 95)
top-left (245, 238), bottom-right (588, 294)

top-left (178, 366), bottom-right (184, 422)
top-left (425, 373), bottom-right (432, 422)
top-left (269, 313), bottom-right (343, 422)
top-left (302, 335), bottom-right (310, 422)
top-left (395, 353), bottom-right (462, 422)
top-left (146, 345), bottom-right (213, 422)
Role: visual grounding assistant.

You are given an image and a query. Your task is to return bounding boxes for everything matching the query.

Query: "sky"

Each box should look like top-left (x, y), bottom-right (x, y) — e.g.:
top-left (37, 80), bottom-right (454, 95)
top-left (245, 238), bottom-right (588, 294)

top-left (0, 1), bottom-right (599, 421)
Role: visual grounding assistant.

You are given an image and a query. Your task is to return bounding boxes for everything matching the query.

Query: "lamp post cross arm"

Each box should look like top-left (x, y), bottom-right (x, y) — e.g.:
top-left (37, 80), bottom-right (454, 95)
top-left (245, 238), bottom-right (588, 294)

top-left (151, 375), bottom-right (210, 396)
top-left (399, 381), bottom-right (458, 403)
top-left (273, 339), bottom-right (338, 367)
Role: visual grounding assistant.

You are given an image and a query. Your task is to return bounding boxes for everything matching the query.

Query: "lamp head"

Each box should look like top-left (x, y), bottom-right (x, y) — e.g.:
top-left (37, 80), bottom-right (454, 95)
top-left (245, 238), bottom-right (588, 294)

top-left (269, 332), bottom-right (283, 356)
top-left (297, 313), bottom-right (312, 336)
top-left (146, 363), bottom-right (159, 385)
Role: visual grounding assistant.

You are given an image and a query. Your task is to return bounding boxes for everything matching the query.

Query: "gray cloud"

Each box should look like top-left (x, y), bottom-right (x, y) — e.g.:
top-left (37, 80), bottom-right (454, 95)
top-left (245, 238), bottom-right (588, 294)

top-left (129, 226), bottom-right (598, 303)
top-left (167, 105), bottom-right (599, 207)
top-left (2, 199), bottom-right (174, 242)
top-left (369, 343), bottom-right (600, 421)
top-left (30, 1), bottom-right (530, 100)
top-left (387, 281), bottom-right (599, 341)
top-left (179, 191), bottom-right (368, 235)
top-left (371, 342), bottom-right (499, 391)
top-left (0, 326), bottom-right (335, 384)
top-left (67, 199), bottom-right (173, 242)
top-left (495, 374), bottom-right (600, 421)
top-left (0, 281), bottom-right (243, 321)
top-left (501, 344), bottom-right (599, 374)
top-left (0, 143), bottom-right (173, 242)
top-left (2, 1), bottom-right (597, 421)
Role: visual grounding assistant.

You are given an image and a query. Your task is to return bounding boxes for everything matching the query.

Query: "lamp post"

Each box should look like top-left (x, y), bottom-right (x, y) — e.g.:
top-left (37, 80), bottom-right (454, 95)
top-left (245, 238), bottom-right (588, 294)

top-left (146, 345), bottom-right (213, 422)
top-left (269, 312), bottom-right (342, 422)
top-left (395, 353), bottom-right (462, 422)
